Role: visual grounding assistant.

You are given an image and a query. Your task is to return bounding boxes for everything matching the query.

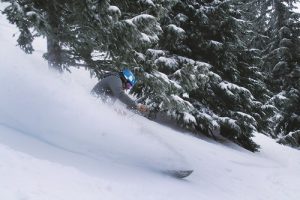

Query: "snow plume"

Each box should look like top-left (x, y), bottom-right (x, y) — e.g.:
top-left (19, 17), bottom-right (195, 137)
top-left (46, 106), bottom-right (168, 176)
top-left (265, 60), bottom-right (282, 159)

top-left (0, 7), bottom-right (188, 173)
top-left (0, 48), bottom-right (188, 172)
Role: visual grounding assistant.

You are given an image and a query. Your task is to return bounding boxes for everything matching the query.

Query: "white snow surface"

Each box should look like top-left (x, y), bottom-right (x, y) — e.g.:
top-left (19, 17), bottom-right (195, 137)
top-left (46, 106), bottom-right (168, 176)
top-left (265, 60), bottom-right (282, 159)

top-left (1, 5), bottom-right (300, 200)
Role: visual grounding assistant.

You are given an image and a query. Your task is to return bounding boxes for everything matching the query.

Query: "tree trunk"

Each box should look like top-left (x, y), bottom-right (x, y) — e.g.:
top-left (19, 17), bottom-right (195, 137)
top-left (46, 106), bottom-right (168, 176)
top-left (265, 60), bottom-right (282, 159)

top-left (273, 0), bottom-right (285, 32)
top-left (46, 2), bottom-right (63, 72)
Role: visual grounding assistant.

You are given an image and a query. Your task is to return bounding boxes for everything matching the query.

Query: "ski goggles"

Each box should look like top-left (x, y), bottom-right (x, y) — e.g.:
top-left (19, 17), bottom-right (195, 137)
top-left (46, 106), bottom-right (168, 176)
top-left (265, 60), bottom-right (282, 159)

top-left (125, 82), bottom-right (133, 90)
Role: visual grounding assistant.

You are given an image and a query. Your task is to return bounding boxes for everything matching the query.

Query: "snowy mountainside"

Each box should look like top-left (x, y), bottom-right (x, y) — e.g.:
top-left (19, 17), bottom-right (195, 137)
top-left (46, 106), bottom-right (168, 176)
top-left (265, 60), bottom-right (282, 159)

top-left (1, 4), bottom-right (300, 200)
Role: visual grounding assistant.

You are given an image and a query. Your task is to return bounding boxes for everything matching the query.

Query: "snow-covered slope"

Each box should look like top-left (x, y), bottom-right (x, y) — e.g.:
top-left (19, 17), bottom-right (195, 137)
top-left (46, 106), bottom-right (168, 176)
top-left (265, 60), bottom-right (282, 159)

top-left (0, 5), bottom-right (300, 200)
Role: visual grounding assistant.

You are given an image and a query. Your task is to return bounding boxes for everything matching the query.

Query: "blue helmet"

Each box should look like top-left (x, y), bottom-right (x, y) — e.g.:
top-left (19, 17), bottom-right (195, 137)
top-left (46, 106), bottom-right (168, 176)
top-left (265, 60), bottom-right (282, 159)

top-left (122, 69), bottom-right (137, 86)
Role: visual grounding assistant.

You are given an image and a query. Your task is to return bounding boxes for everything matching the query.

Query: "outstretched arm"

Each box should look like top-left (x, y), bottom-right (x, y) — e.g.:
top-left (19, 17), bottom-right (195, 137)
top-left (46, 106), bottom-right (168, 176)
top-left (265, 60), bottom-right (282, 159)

top-left (108, 76), bottom-right (137, 109)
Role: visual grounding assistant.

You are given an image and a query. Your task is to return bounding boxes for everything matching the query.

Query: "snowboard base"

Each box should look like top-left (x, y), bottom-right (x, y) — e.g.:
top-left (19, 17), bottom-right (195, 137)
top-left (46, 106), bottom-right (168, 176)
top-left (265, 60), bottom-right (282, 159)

top-left (163, 170), bottom-right (193, 179)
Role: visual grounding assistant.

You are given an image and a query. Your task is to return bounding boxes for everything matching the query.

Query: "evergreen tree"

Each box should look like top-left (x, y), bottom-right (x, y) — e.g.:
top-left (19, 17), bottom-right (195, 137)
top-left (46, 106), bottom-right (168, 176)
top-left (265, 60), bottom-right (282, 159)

top-left (2, 0), bottom-right (68, 71)
top-left (1, 0), bottom-right (121, 73)
top-left (246, 0), bottom-right (300, 147)
top-left (131, 0), bottom-right (269, 151)
top-left (237, 0), bottom-right (281, 137)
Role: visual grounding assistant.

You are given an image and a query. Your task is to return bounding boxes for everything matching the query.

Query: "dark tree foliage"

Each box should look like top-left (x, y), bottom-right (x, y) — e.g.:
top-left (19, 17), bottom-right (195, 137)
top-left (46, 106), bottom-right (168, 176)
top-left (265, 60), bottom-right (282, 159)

top-left (2, 0), bottom-right (131, 74)
top-left (130, 0), bottom-right (266, 151)
top-left (241, 0), bottom-right (300, 147)
top-left (2, 0), bottom-right (70, 71)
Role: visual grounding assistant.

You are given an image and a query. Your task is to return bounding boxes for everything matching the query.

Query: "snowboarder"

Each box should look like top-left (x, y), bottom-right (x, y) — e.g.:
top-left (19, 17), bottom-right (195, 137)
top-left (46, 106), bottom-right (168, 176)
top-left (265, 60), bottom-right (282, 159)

top-left (91, 69), bottom-right (148, 113)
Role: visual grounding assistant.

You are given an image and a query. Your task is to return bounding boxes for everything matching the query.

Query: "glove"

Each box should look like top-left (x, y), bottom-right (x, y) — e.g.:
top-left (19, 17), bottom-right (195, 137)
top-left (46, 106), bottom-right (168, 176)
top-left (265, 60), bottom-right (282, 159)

top-left (137, 104), bottom-right (149, 113)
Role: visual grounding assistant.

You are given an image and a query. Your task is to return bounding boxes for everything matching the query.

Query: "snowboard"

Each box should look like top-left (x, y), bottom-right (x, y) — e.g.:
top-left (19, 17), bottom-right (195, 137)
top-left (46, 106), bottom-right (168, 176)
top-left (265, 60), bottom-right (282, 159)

top-left (163, 170), bottom-right (193, 179)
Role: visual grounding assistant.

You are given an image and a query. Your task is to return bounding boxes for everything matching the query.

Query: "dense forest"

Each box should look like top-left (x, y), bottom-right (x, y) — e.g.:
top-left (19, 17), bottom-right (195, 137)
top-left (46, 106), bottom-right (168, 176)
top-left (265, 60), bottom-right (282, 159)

top-left (2, 0), bottom-right (300, 151)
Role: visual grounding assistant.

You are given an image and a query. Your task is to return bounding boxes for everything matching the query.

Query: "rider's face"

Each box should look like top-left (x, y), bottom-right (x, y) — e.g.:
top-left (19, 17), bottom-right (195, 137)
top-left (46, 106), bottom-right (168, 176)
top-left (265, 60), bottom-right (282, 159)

top-left (123, 82), bottom-right (132, 90)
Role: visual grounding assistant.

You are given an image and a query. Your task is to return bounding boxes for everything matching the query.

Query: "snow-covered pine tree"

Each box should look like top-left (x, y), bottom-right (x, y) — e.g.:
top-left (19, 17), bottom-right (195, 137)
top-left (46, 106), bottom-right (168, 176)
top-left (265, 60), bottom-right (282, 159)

top-left (248, 0), bottom-right (300, 148)
top-left (131, 0), bottom-right (269, 151)
top-left (236, 0), bottom-right (281, 137)
top-left (2, 0), bottom-right (69, 71)
top-left (1, 0), bottom-right (120, 74)
top-left (276, 88), bottom-right (300, 148)
top-left (56, 0), bottom-right (121, 75)
top-left (272, 2), bottom-right (300, 148)
top-left (103, 0), bottom-right (163, 72)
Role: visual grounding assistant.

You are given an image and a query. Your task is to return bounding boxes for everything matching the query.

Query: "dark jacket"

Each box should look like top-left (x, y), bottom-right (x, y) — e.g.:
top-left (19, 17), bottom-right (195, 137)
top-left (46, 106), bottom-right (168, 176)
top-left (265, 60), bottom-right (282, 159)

top-left (91, 73), bottom-right (137, 109)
